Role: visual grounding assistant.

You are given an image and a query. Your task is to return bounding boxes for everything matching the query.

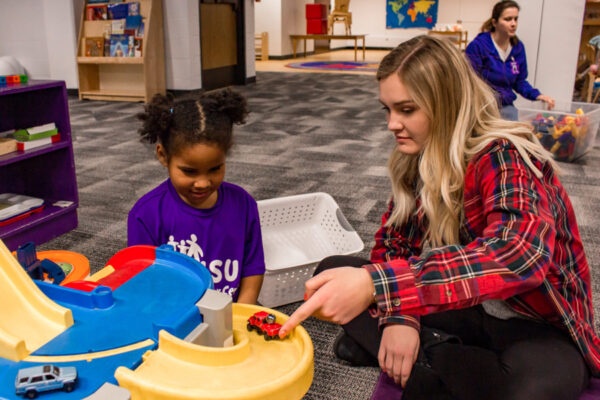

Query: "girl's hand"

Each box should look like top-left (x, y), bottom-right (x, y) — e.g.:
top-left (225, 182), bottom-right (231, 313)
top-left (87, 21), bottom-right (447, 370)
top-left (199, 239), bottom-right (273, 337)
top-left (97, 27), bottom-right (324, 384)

top-left (537, 94), bottom-right (555, 110)
top-left (378, 324), bottom-right (420, 387)
top-left (279, 267), bottom-right (375, 337)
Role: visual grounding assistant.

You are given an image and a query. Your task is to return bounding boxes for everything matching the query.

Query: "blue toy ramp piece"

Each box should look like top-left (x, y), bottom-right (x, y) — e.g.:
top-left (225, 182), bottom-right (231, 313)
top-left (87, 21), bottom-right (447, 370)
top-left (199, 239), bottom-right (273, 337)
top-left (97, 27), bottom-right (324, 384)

top-left (0, 344), bottom-right (152, 399)
top-left (40, 259), bottom-right (66, 284)
top-left (37, 282), bottom-right (115, 310)
top-left (155, 244), bottom-right (214, 290)
top-left (35, 259), bottom-right (210, 355)
top-left (16, 242), bottom-right (66, 284)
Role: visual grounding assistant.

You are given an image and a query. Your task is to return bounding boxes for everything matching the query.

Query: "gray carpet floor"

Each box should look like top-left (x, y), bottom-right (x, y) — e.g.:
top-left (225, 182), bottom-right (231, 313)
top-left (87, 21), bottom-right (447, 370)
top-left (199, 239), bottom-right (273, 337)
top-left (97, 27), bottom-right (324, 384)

top-left (39, 71), bottom-right (600, 399)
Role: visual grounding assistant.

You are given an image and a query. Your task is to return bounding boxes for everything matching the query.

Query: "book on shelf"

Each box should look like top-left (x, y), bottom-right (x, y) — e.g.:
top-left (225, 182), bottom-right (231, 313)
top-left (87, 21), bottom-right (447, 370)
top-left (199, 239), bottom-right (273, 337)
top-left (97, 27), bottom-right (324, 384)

top-left (127, 36), bottom-right (135, 56)
top-left (125, 15), bottom-right (142, 36)
top-left (0, 193), bottom-right (45, 227)
top-left (108, 3), bottom-right (129, 19)
top-left (0, 129), bottom-right (15, 138)
top-left (86, 4), bottom-right (107, 20)
top-left (128, 2), bottom-right (140, 16)
top-left (85, 37), bottom-right (104, 57)
top-left (110, 34), bottom-right (129, 57)
top-left (0, 138), bottom-right (17, 156)
top-left (14, 123), bottom-right (58, 141)
top-left (16, 134), bottom-right (61, 151)
top-left (103, 25), bottom-right (112, 56)
top-left (112, 19), bottom-right (125, 34)
top-left (134, 37), bottom-right (143, 57)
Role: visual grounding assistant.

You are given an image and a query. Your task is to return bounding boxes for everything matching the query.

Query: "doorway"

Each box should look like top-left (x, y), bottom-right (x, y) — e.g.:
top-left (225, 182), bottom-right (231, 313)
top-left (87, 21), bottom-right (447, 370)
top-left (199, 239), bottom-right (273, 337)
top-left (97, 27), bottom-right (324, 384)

top-left (314, 0), bottom-right (331, 54)
top-left (200, 0), bottom-right (246, 90)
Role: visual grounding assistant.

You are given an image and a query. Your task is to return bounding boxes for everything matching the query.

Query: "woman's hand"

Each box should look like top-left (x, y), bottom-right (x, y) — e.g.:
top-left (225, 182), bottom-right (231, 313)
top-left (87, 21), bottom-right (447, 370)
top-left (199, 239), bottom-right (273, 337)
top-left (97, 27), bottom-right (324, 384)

top-left (279, 267), bottom-right (375, 337)
top-left (379, 324), bottom-right (420, 387)
top-left (537, 94), bottom-right (555, 110)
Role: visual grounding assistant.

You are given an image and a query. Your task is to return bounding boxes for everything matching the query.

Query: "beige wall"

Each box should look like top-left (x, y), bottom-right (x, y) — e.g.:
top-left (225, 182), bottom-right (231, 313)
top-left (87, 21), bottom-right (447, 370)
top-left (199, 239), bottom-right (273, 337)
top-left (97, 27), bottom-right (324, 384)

top-left (255, 0), bottom-right (314, 57)
top-left (0, 0), bottom-right (78, 88)
top-left (254, 0), bottom-right (497, 52)
top-left (332, 0), bottom-right (497, 48)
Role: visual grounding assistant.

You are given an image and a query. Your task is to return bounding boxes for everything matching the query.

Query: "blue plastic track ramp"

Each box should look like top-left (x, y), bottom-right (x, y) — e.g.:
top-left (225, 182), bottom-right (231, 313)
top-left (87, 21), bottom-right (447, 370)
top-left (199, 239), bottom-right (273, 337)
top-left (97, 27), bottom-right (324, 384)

top-left (155, 244), bottom-right (214, 291)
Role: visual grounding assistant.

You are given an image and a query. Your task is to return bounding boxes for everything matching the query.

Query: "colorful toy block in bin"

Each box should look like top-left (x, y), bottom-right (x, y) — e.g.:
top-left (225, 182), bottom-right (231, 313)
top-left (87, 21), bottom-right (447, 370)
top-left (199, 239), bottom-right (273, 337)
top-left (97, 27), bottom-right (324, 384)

top-left (0, 74), bottom-right (28, 85)
top-left (518, 101), bottom-right (600, 162)
top-left (256, 192), bottom-right (364, 307)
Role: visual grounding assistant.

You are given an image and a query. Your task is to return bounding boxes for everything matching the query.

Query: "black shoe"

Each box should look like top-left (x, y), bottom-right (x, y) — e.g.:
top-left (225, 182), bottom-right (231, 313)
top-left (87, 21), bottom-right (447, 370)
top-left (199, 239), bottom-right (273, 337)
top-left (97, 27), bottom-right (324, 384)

top-left (333, 332), bottom-right (379, 367)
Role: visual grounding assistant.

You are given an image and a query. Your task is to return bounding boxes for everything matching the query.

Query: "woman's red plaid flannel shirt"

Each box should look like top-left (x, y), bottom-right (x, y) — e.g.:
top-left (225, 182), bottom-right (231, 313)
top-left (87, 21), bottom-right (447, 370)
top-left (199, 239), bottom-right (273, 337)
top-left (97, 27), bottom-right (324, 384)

top-left (365, 139), bottom-right (600, 376)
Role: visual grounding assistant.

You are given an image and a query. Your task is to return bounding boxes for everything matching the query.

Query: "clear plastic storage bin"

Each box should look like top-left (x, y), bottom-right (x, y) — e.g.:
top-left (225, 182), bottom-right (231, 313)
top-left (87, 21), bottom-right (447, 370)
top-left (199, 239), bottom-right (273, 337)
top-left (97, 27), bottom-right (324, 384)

top-left (518, 101), bottom-right (600, 162)
top-left (257, 192), bottom-right (364, 307)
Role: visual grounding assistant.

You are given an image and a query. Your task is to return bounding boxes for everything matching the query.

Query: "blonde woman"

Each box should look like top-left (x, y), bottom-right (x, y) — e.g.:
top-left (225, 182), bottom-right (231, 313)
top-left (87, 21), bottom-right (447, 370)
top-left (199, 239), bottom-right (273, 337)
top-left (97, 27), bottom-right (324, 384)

top-left (280, 36), bottom-right (598, 400)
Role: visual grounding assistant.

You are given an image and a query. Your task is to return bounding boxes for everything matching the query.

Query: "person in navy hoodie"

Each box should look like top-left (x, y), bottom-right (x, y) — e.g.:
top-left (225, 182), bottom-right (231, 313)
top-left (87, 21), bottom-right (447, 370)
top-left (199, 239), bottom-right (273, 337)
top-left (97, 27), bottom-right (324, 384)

top-left (465, 0), bottom-right (555, 121)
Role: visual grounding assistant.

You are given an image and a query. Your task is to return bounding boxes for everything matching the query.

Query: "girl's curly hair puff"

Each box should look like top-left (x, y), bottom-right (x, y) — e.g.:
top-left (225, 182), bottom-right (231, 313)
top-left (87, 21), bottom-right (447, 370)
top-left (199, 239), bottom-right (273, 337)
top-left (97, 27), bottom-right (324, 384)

top-left (137, 88), bottom-right (249, 158)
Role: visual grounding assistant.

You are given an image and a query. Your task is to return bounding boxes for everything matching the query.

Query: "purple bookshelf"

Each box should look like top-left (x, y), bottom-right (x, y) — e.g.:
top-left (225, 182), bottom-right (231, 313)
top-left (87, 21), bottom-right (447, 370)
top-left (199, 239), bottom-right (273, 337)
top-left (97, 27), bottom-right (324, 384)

top-left (0, 80), bottom-right (78, 250)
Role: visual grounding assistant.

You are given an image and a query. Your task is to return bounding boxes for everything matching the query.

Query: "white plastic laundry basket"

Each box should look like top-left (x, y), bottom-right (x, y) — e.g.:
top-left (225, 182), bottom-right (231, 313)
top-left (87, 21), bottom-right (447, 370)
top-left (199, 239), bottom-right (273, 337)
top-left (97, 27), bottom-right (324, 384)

top-left (257, 192), bottom-right (364, 307)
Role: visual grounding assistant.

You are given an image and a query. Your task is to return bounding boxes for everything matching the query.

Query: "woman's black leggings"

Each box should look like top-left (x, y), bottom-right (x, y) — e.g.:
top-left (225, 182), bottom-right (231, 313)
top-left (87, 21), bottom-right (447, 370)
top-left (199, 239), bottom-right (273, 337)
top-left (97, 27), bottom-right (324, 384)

top-left (314, 255), bottom-right (590, 400)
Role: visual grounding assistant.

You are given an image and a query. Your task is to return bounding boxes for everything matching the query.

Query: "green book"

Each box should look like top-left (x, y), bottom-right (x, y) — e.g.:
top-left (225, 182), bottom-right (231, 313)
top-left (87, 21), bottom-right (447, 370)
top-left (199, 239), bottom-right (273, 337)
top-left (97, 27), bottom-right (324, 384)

top-left (14, 123), bottom-right (58, 142)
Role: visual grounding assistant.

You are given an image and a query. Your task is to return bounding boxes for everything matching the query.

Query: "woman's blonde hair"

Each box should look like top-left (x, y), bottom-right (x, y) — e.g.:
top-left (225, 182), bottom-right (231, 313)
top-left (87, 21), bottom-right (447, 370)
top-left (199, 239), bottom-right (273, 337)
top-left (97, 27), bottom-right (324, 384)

top-left (376, 35), bottom-right (556, 247)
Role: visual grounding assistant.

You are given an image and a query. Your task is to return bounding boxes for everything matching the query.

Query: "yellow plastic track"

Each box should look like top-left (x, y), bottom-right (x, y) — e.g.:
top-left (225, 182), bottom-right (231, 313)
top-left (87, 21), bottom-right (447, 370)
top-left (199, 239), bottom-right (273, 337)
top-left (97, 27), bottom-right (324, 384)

top-left (115, 303), bottom-right (313, 400)
top-left (0, 240), bottom-right (73, 361)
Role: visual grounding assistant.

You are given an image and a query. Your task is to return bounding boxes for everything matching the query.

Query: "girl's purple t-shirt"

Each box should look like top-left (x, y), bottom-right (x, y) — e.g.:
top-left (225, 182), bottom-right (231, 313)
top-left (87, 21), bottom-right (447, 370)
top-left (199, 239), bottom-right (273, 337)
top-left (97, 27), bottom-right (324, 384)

top-left (127, 180), bottom-right (265, 301)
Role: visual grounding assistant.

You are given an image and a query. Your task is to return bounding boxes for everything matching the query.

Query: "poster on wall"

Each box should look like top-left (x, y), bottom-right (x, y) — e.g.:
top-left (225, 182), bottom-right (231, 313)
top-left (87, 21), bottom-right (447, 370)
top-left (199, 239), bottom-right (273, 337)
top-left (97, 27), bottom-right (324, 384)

top-left (386, 0), bottom-right (438, 29)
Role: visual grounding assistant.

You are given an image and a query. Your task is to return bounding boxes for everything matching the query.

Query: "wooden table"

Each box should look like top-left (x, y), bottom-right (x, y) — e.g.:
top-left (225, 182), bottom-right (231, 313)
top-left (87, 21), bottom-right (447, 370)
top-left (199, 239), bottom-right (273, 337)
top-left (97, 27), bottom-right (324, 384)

top-left (290, 34), bottom-right (366, 61)
top-left (427, 30), bottom-right (468, 51)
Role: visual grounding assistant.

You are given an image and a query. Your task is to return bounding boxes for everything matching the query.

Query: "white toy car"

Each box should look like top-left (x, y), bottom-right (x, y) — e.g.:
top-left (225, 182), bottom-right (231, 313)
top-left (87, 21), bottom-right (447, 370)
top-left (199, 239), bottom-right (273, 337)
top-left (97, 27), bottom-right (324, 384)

top-left (15, 364), bottom-right (77, 398)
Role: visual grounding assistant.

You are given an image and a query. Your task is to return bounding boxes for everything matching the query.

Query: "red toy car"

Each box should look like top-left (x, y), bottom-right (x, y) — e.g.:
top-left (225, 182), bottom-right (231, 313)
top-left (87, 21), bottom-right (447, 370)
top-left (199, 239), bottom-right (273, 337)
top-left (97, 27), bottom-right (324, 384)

top-left (247, 311), bottom-right (282, 341)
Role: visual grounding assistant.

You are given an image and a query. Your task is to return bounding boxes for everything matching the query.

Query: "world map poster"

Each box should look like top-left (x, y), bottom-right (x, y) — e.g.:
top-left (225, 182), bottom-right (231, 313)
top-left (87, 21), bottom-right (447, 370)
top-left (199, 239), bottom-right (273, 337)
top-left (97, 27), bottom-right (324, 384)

top-left (386, 0), bottom-right (438, 29)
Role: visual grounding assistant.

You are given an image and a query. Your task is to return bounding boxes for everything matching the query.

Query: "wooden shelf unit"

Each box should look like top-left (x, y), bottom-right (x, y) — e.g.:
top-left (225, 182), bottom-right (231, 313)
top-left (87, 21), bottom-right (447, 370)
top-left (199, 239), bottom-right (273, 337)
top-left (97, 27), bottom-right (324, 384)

top-left (76, 0), bottom-right (165, 102)
top-left (77, 56), bottom-right (144, 64)
top-left (581, 1), bottom-right (600, 54)
top-left (577, 1), bottom-right (600, 101)
top-left (0, 80), bottom-right (78, 251)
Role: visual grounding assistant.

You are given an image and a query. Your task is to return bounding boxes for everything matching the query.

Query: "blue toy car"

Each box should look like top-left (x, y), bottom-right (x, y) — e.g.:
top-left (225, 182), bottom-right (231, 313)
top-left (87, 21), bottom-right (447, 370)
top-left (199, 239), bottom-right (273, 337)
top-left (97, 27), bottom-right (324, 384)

top-left (15, 364), bottom-right (77, 398)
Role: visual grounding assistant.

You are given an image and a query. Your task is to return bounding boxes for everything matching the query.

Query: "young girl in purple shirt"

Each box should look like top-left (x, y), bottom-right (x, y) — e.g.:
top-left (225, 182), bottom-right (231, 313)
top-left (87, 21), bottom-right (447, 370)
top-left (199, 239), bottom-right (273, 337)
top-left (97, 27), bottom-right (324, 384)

top-left (128, 89), bottom-right (265, 304)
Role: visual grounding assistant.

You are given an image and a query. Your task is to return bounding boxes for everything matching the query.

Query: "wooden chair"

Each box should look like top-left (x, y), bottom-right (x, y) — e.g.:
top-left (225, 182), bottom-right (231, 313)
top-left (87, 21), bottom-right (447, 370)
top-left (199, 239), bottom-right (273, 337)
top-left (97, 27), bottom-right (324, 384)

top-left (255, 32), bottom-right (269, 61)
top-left (581, 43), bottom-right (599, 102)
top-left (328, 0), bottom-right (352, 35)
top-left (588, 76), bottom-right (600, 103)
top-left (580, 43), bottom-right (597, 71)
top-left (427, 30), bottom-right (468, 51)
